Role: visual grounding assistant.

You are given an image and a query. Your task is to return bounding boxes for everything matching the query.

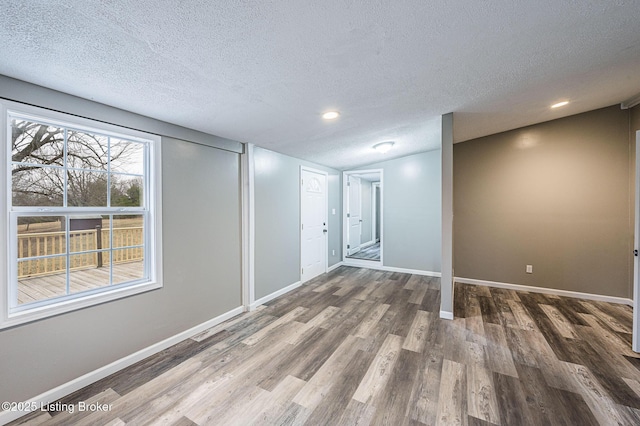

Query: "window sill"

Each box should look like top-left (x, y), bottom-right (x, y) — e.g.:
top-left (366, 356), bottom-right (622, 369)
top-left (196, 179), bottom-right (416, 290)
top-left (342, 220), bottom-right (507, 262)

top-left (1, 280), bottom-right (162, 330)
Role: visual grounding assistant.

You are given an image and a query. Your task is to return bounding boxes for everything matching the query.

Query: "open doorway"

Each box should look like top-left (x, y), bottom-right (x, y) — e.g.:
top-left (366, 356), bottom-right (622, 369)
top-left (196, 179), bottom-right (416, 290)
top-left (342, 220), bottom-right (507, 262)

top-left (343, 169), bottom-right (383, 266)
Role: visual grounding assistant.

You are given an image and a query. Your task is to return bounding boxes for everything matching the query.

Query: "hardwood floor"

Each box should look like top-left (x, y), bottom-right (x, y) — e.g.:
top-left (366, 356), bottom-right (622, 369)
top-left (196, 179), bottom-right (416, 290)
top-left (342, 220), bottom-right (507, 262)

top-left (347, 242), bottom-right (380, 261)
top-left (9, 266), bottom-right (640, 425)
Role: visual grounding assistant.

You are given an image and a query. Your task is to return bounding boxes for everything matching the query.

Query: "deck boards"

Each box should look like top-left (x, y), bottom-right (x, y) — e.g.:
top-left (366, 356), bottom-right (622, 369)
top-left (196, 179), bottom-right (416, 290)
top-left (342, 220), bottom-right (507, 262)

top-left (7, 267), bottom-right (640, 425)
top-left (17, 262), bottom-right (143, 305)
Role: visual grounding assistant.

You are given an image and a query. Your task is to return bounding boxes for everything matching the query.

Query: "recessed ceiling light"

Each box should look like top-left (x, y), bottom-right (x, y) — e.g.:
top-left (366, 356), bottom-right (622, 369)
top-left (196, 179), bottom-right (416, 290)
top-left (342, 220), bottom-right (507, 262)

top-left (373, 141), bottom-right (395, 153)
top-left (322, 111), bottom-right (340, 120)
top-left (551, 101), bottom-right (569, 109)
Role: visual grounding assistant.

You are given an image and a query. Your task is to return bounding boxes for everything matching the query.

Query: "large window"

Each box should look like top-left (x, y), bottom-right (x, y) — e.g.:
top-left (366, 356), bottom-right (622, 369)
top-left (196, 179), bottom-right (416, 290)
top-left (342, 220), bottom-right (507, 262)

top-left (1, 102), bottom-right (162, 328)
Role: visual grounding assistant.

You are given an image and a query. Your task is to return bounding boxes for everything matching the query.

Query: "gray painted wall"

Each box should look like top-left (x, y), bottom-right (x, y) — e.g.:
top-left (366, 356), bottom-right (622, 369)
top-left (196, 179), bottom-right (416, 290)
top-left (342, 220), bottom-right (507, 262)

top-left (1, 137), bottom-right (243, 403)
top-left (454, 105), bottom-right (632, 298)
top-left (254, 147), bottom-right (341, 300)
top-left (0, 75), bottom-right (242, 154)
top-left (356, 150), bottom-right (442, 272)
top-left (361, 179), bottom-right (373, 244)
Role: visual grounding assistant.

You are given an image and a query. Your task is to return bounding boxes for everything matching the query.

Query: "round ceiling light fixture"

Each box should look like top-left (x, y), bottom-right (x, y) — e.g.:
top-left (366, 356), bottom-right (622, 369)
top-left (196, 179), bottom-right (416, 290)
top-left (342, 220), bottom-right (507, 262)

top-left (373, 141), bottom-right (395, 153)
top-left (551, 101), bottom-right (569, 109)
top-left (322, 111), bottom-right (340, 120)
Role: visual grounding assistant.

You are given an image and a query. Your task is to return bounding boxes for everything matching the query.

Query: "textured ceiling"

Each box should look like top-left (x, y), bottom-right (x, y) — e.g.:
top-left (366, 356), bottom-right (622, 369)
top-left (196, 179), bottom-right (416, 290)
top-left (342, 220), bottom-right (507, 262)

top-left (1, 1), bottom-right (639, 169)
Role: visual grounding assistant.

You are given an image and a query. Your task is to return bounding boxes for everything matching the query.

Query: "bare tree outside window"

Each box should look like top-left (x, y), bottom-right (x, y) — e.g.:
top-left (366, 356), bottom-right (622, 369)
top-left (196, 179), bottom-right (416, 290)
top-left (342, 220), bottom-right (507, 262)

top-left (11, 119), bottom-right (144, 216)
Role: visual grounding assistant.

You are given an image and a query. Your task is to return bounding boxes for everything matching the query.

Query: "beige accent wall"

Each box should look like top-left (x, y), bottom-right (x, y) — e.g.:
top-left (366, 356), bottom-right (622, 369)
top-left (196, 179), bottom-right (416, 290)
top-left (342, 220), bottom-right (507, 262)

top-left (632, 105), bottom-right (640, 133)
top-left (454, 105), bottom-right (632, 298)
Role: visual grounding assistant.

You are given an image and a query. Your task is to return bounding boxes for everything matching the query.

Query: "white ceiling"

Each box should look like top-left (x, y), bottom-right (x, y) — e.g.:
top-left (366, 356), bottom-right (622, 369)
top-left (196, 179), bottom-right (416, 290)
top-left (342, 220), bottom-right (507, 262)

top-left (1, 1), bottom-right (639, 169)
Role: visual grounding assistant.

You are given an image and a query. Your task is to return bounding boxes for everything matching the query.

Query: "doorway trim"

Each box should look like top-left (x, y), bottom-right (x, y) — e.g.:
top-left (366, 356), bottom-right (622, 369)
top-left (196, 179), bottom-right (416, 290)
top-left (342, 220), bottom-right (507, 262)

top-left (342, 169), bottom-right (383, 267)
top-left (300, 166), bottom-right (328, 284)
top-left (633, 130), bottom-right (640, 352)
top-left (372, 182), bottom-right (380, 243)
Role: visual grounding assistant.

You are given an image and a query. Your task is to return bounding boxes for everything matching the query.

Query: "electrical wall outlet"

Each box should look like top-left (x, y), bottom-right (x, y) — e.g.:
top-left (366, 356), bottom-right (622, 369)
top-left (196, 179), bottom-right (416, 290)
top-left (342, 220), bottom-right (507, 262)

top-left (526, 264), bottom-right (533, 274)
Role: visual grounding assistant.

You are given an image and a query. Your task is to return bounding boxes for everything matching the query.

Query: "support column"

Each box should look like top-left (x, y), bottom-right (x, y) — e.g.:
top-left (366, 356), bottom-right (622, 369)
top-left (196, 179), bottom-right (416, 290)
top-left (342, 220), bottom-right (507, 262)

top-left (440, 113), bottom-right (454, 319)
top-left (241, 143), bottom-right (255, 311)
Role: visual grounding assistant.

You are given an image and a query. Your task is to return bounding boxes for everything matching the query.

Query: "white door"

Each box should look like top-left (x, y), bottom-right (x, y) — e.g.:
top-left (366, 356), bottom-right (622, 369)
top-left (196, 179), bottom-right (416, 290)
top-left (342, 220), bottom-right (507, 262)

top-left (348, 176), bottom-right (362, 255)
top-left (301, 169), bottom-right (327, 283)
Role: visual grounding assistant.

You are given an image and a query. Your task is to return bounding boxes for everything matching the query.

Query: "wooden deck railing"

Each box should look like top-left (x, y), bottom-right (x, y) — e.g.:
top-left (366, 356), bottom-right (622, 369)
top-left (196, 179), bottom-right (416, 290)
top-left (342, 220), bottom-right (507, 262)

top-left (17, 227), bottom-right (143, 278)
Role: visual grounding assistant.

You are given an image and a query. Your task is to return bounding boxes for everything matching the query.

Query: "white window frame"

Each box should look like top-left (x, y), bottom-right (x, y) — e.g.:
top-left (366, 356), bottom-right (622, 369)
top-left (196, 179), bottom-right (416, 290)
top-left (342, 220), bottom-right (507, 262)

top-left (0, 100), bottom-right (163, 329)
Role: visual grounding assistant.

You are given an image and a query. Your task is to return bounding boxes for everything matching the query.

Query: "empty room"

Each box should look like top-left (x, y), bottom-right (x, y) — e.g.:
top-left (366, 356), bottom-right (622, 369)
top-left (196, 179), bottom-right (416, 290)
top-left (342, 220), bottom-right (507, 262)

top-left (1, 1), bottom-right (640, 425)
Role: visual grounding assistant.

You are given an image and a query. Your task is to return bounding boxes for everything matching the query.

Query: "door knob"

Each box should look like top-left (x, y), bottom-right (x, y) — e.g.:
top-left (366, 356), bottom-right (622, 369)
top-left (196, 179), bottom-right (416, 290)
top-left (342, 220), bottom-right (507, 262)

top-left (323, 229), bottom-right (328, 233)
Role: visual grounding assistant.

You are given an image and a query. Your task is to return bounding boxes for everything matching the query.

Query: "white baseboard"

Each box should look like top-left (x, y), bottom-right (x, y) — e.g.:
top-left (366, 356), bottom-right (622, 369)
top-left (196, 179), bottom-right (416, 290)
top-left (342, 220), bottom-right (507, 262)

top-left (327, 262), bottom-right (344, 272)
top-left (380, 265), bottom-right (441, 278)
top-left (455, 277), bottom-right (633, 306)
top-left (342, 258), bottom-right (381, 268)
top-left (250, 281), bottom-right (301, 310)
top-left (0, 306), bottom-right (244, 425)
top-left (342, 260), bottom-right (441, 278)
top-left (440, 310), bottom-right (454, 320)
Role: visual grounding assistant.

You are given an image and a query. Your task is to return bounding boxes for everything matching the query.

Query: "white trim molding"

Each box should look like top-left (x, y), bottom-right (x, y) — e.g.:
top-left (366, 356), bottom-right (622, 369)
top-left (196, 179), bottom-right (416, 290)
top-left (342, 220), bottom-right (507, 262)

top-left (380, 266), bottom-right (441, 277)
top-left (440, 310), bottom-right (454, 320)
top-left (250, 280), bottom-right (302, 310)
top-left (342, 169), bottom-right (384, 267)
top-left (341, 261), bottom-right (441, 278)
top-left (0, 306), bottom-right (244, 425)
top-left (1, 100), bottom-right (164, 330)
top-left (621, 93), bottom-right (640, 109)
top-left (455, 277), bottom-right (633, 306)
top-left (328, 261), bottom-right (344, 272)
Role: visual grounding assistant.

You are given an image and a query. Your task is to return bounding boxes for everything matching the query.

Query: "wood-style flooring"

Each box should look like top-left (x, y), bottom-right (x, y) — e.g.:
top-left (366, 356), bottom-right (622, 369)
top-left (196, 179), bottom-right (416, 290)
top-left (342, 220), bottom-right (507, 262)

top-left (9, 266), bottom-right (640, 425)
top-left (347, 242), bottom-right (380, 261)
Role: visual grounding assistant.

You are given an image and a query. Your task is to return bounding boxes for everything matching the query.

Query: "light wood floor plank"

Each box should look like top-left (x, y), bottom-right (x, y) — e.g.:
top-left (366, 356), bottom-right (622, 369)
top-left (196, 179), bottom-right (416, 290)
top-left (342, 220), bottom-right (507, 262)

top-left (407, 349), bottom-right (443, 425)
top-left (484, 323), bottom-right (518, 378)
top-left (241, 306), bottom-right (307, 346)
top-left (353, 303), bottom-right (390, 338)
top-left (436, 359), bottom-right (467, 426)
top-left (539, 304), bottom-right (578, 339)
top-left (249, 375), bottom-right (307, 425)
top-left (402, 310), bottom-right (431, 353)
top-left (46, 388), bottom-right (120, 426)
top-left (10, 268), bottom-right (640, 426)
top-left (292, 334), bottom-right (362, 410)
top-left (408, 285), bottom-right (428, 305)
top-left (581, 301), bottom-right (632, 334)
top-left (352, 334), bottom-right (404, 404)
top-left (466, 364), bottom-right (501, 425)
top-left (336, 399), bottom-right (377, 426)
top-left (566, 362), bottom-right (629, 426)
top-left (506, 299), bottom-right (538, 331)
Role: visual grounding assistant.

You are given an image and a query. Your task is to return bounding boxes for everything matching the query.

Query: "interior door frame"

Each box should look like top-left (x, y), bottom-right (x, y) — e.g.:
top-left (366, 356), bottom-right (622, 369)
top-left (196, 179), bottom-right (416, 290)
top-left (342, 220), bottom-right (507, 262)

top-left (342, 169), bottom-right (383, 267)
top-left (372, 182), bottom-right (380, 243)
top-left (347, 175), bottom-right (362, 255)
top-left (634, 131), bottom-right (640, 352)
top-left (300, 166), bottom-right (328, 283)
